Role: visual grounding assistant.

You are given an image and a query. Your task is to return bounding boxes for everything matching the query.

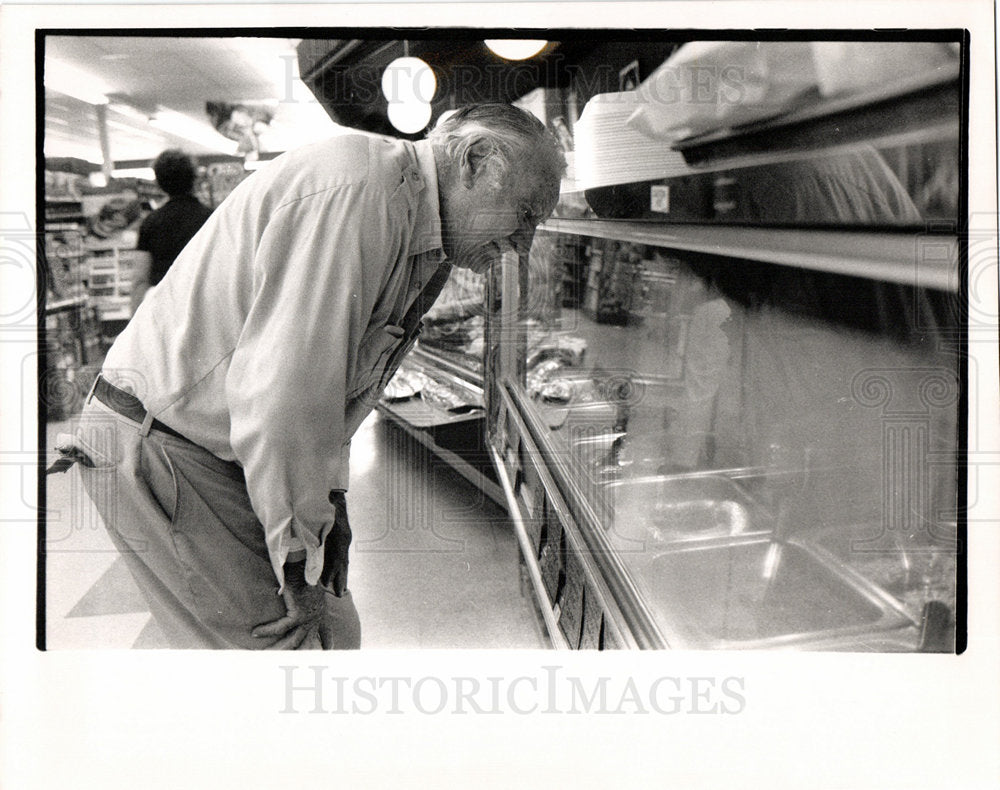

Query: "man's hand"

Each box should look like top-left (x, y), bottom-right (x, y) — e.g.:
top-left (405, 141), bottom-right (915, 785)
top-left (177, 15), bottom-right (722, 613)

top-left (252, 493), bottom-right (353, 648)
top-left (252, 561), bottom-right (335, 649)
top-left (321, 491), bottom-right (351, 596)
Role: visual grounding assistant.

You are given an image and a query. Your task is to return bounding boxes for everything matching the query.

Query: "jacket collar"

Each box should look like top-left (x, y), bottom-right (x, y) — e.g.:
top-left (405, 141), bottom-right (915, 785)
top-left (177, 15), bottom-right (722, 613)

top-left (407, 138), bottom-right (445, 262)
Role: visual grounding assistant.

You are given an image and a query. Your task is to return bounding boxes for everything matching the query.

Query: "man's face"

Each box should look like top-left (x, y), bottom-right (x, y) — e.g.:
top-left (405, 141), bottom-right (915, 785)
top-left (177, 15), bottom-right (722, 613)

top-left (443, 149), bottom-right (560, 275)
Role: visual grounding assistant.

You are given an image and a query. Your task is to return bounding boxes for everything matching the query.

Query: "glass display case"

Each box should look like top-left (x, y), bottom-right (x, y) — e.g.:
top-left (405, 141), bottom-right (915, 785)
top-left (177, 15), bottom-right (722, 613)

top-left (489, 238), bottom-right (959, 651)
top-left (484, 38), bottom-right (963, 651)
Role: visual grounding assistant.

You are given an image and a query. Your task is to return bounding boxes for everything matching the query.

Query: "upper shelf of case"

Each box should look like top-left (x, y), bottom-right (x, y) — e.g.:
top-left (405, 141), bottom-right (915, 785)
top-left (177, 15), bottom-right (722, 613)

top-left (553, 64), bottom-right (963, 286)
top-left (671, 67), bottom-right (961, 168)
top-left (538, 219), bottom-right (958, 292)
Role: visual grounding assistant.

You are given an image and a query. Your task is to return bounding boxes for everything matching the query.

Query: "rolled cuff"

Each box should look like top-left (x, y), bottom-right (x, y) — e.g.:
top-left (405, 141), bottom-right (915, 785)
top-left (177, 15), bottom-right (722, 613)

top-left (269, 516), bottom-right (336, 594)
top-left (332, 442), bottom-right (351, 492)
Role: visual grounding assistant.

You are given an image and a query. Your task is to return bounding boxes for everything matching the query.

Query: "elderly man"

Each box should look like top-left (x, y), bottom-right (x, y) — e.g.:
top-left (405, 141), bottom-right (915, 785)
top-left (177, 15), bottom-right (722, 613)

top-left (59, 104), bottom-right (565, 649)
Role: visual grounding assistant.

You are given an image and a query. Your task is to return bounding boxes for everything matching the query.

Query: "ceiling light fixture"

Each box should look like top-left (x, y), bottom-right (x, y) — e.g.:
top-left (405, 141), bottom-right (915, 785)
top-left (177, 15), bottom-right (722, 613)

top-left (110, 167), bottom-right (156, 181)
top-left (382, 41), bottom-right (436, 135)
top-left (484, 40), bottom-right (548, 61)
top-left (381, 56), bottom-right (437, 104)
top-left (149, 110), bottom-right (240, 155)
top-left (43, 138), bottom-right (103, 165)
top-left (387, 101), bottom-right (433, 135)
top-left (44, 58), bottom-right (112, 105)
top-left (107, 102), bottom-right (154, 124)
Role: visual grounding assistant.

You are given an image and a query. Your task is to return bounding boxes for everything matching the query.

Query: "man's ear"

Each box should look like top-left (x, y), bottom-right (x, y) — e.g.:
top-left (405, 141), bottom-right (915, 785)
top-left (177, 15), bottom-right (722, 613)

top-left (459, 137), bottom-right (494, 189)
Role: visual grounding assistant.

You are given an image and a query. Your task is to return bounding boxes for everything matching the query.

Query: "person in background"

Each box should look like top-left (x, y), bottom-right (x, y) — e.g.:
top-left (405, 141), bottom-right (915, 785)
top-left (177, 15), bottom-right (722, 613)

top-left (130, 149), bottom-right (213, 314)
top-left (54, 104), bottom-right (565, 650)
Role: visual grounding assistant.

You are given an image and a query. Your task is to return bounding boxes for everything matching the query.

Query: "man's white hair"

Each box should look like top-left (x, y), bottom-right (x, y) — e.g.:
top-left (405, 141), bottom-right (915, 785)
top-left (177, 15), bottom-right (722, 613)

top-left (427, 104), bottom-right (565, 188)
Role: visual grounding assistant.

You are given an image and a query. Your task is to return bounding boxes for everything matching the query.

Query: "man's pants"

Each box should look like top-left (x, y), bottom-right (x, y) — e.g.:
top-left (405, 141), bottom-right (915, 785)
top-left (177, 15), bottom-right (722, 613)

top-left (67, 399), bottom-right (361, 649)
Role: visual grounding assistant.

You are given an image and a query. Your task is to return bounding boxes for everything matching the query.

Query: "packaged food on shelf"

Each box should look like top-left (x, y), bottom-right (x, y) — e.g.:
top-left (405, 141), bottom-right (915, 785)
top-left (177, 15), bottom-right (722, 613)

top-left (625, 41), bottom-right (820, 142)
top-left (419, 376), bottom-right (480, 413)
top-left (382, 365), bottom-right (426, 401)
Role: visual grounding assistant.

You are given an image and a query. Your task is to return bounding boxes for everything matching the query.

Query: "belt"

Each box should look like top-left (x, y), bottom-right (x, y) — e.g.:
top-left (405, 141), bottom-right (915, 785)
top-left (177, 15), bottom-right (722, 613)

top-left (92, 375), bottom-right (186, 440)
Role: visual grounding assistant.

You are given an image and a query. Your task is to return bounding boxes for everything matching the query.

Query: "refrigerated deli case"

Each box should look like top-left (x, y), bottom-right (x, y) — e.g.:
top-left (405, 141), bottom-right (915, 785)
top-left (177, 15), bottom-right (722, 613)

top-left (486, 236), bottom-right (959, 651)
top-left (480, 44), bottom-right (963, 651)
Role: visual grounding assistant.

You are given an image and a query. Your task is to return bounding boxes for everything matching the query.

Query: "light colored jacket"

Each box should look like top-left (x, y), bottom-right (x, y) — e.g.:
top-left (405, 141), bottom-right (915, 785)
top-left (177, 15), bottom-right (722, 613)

top-left (103, 132), bottom-right (446, 590)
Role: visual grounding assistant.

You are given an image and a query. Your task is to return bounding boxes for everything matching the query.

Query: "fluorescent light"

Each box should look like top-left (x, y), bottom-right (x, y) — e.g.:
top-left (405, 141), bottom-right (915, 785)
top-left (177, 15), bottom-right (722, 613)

top-left (111, 167), bottom-right (156, 180)
top-left (149, 110), bottom-right (239, 155)
top-left (106, 119), bottom-right (166, 142)
top-left (43, 137), bottom-right (103, 164)
top-left (45, 58), bottom-right (112, 105)
top-left (108, 102), bottom-right (154, 123)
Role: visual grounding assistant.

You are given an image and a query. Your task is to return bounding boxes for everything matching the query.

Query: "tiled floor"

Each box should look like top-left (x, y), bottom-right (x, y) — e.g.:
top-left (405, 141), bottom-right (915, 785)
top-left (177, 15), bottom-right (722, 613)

top-left (42, 410), bottom-right (545, 649)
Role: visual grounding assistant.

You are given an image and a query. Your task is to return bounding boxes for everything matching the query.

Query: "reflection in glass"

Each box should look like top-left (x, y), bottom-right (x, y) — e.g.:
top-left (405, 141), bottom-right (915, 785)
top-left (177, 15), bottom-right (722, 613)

top-left (581, 140), bottom-right (959, 227)
top-left (518, 229), bottom-right (959, 650)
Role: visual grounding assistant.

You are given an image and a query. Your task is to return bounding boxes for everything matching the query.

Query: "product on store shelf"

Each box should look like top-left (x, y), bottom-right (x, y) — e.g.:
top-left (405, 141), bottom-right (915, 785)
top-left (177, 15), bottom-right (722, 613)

top-left (383, 365), bottom-right (426, 401)
top-left (419, 377), bottom-right (480, 413)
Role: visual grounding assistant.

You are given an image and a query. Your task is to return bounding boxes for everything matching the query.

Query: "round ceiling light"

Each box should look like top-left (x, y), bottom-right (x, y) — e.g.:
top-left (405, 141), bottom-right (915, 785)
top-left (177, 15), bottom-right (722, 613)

top-left (381, 56), bottom-right (437, 104)
top-left (387, 100), bottom-right (433, 135)
top-left (484, 40), bottom-right (548, 60)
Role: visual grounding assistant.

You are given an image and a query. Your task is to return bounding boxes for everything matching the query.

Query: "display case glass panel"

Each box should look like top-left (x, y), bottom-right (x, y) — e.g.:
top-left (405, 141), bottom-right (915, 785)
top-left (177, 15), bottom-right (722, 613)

top-left (509, 232), bottom-right (960, 651)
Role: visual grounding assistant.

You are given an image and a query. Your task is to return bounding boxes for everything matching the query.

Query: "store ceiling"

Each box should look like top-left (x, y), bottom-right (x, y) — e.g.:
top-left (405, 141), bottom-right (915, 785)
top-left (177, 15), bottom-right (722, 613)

top-left (43, 35), bottom-right (337, 167)
top-left (43, 33), bottom-right (672, 170)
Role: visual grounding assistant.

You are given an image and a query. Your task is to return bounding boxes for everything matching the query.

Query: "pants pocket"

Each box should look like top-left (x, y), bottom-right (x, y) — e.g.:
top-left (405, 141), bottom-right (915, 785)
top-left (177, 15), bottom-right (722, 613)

top-left (53, 427), bottom-right (120, 470)
top-left (158, 441), bottom-right (286, 642)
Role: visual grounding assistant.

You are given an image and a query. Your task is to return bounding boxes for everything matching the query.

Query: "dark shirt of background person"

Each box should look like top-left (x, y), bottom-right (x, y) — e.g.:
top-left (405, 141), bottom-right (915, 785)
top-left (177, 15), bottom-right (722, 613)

top-left (131, 149), bottom-right (213, 313)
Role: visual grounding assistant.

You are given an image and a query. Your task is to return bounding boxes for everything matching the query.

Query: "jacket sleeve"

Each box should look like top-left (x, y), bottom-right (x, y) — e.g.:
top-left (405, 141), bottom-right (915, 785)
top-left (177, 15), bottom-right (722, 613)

top-left (225, 181), bottom-right (402, 592)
